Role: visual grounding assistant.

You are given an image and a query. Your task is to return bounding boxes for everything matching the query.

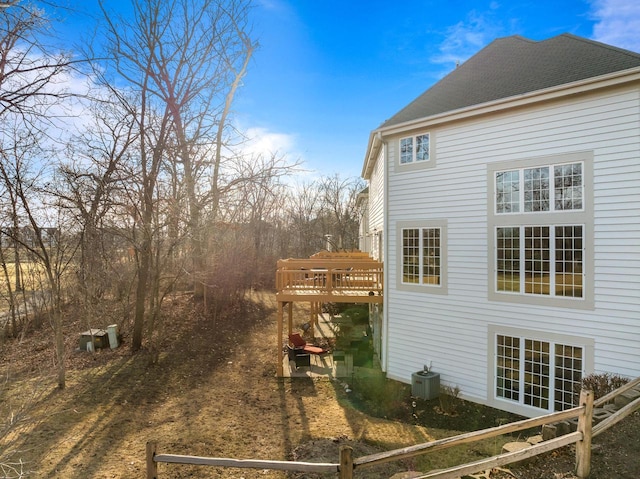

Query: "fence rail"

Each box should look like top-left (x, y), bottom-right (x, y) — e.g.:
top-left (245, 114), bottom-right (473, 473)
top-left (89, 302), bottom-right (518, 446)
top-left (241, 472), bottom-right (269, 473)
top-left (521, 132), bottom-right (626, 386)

top-left (147, 380), bottom-right (640, 479)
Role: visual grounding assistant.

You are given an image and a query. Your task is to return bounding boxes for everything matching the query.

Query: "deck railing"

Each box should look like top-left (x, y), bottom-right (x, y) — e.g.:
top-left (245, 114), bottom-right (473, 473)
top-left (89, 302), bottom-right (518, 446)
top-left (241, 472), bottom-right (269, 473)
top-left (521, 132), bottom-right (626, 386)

top-left (145, 381), bottom-right (640, 478)
top-left (276, 267), bottom-right (383, 294)
top-left (276, 257), bottom-right (383, 298)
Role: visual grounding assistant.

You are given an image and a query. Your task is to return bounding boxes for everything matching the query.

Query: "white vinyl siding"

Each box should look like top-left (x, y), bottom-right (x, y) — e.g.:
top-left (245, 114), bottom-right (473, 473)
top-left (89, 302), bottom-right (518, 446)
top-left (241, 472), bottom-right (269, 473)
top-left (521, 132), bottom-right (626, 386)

top-left (381, 86), bottom-right (640, 416)
top-left (368, 147), bottom-right (385, 261)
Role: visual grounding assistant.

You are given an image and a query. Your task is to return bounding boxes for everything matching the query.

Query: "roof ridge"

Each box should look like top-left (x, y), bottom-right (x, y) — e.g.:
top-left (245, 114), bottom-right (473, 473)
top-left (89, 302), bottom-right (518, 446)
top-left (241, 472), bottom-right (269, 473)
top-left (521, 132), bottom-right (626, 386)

top-left (558, 32), bottom-right (640, 59)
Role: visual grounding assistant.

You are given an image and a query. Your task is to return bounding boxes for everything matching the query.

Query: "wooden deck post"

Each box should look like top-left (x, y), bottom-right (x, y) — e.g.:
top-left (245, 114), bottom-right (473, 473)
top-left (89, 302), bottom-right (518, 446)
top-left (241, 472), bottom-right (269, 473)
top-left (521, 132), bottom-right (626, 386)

top-left (146, 441), bottom-right (158, 479)
top-left (575, 389), bottom-right (594, 478)
top-left (277, 302), bottom-right (284, 376)
top-left (339, 445), bottom-right (353, 479)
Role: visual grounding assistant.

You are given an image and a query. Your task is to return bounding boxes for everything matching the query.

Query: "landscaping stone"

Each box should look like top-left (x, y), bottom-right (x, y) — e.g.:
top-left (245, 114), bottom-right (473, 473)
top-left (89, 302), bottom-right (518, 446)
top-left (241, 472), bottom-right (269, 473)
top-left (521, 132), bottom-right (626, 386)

top-left (558, 420), bottom-right (573, 434)
top-left (592, 407), bottom-right (613, 422)
top-left (502, 441), bottom-right (531, 454)
top-left (542, 423), bottom-right (557, 440)
top-left (614, 389), bottom-right (640, 408)
top-left (501, 442), bottom-right (532, 467)
top-left (527, 434), bottom-right (543, 445)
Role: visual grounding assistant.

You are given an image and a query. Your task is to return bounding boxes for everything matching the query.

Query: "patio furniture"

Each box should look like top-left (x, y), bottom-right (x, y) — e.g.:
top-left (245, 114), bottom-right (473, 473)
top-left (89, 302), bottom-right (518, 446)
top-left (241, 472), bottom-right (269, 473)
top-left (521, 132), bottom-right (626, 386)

top-left (287, 345), bottom-right (311, 369)
top-left (288, 333), bottom-right (327, 355)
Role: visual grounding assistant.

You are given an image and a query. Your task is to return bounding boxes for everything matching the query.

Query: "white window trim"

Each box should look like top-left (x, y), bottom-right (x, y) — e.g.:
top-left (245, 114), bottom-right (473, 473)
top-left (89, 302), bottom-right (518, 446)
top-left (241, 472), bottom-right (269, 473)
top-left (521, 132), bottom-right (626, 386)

top-left (495, 161), bottom-right (585, 215)
top-left (396, 131), bottom-right (436, 172)
top-left (396, 219), bottom-right (448, 295)
top-left (487, 151), bottom-right (594, 310)
top-left (487, 325), bottom-right (594, 417)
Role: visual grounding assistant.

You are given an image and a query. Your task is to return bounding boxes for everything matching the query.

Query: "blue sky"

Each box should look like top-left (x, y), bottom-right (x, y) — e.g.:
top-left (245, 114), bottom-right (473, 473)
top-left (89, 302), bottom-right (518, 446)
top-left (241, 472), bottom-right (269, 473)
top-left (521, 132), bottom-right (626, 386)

top-left (54, 0), bottom-right (640, 179)
top-left (235, 0), bottom-right (640, 179)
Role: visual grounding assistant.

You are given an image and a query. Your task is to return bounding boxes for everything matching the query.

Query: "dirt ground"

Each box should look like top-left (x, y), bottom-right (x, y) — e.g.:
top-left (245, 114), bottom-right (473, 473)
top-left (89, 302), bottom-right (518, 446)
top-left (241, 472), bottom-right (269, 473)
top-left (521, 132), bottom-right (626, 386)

top-left (1, 291), bottom-right (639, 478)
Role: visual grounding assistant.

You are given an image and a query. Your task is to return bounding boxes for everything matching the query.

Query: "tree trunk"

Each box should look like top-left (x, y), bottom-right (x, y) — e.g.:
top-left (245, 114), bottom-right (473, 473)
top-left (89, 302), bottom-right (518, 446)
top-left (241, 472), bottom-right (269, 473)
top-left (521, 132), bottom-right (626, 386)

top-left (132, 237), bottom-right (151, 352)
top-left (54, 307), bottom-right (65, 389)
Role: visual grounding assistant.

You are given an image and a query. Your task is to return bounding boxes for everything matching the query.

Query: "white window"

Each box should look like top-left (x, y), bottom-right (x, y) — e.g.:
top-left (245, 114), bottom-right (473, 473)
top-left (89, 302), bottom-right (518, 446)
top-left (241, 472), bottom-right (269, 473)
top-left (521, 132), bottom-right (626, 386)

top-left (496, 334), bottom-right (584, 412)
top-left (491, 156), bottom-right (590, 306)
top-left (398, 220), bottom-right (447, 294)
top-left (496, 225), bottom-right (584, 298)
top-left (401, 227), bottom-right (441, 286)
top-left (496, 162), bottom-right (583, 214)
top-left (400, 133), bottom-right (430, 164)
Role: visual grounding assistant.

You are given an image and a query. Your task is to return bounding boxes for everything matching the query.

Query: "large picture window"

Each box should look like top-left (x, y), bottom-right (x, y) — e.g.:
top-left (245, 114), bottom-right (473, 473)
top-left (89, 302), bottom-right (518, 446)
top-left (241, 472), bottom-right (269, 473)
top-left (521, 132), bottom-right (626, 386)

top-left (496, 334), bottom-right (584, 412)
top-left (488, 153), bottom-right (593, 309)
top-left (496, 225), bottom-right (583, 298)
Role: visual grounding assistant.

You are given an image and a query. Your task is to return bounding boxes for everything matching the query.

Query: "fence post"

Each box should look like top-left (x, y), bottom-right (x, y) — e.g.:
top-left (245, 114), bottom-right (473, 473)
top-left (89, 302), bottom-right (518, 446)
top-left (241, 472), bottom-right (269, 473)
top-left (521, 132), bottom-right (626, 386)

top-left (575, 389), bottom-right (594, 478)
top-left (146, 441), bottom-right (158, 479)
top-left (339, 445), bottom-right (353, 479)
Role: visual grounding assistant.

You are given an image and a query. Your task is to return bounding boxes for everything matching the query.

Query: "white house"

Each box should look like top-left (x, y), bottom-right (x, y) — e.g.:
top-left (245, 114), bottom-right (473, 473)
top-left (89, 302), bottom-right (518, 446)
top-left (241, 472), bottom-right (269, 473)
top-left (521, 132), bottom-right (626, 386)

top-left (360, 33), bottom-right (640, 417)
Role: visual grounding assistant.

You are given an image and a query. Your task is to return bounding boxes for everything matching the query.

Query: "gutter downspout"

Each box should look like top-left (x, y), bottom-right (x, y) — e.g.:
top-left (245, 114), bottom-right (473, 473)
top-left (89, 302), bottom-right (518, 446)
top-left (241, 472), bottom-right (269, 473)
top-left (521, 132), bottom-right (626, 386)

top-left (380, 132), bottom-right (390, 374)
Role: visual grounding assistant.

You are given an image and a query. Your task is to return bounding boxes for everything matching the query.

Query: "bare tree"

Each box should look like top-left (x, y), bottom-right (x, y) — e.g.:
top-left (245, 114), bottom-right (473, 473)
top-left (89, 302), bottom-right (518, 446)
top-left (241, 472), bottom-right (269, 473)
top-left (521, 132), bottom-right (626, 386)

top-left (221, 151), bottom-right (299, 286)
top-left (0, 1), bottom-right (72, 129)
top-left (0, 125), bottom-right (76, 391)
top-left (317, 174), bottom-right (365, 251)
top-left (0, 0), bottom-right (76, 392)
top-left (279, 175), bottom-right (364, 258)
top-left (284, 181), bottom-right (323, 257)
top-left (55, 94), bottom-right (139, 339)
top-left (96, 0), bottom-right (256, 350)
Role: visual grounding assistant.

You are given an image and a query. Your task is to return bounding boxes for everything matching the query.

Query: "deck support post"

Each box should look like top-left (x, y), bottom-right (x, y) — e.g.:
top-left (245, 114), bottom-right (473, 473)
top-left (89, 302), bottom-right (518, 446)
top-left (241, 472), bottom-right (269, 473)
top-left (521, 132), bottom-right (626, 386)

top-left (308, 302), bottom-right (314, 337)
top-left (287, 302), bottom-right (293, 337)
top-left (277, 301), bottom-right (284, 376)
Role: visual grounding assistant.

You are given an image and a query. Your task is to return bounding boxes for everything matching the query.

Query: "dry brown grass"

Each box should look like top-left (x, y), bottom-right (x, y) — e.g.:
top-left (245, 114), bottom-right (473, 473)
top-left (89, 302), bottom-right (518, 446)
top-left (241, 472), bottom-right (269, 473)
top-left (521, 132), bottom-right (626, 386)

top-left (1, 291), bottom-right (638, 479)
top-left (0, 292), bottom-right (433, 478)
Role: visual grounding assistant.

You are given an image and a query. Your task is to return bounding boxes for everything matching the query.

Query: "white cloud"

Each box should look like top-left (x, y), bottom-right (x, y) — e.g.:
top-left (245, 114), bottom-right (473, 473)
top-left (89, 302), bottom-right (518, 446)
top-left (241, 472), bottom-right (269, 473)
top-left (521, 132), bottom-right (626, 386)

top-left (242, 126), bottom-right (297, 159)
top-left (431, 10), bottom-right (503, 70)
top-left (589, 0), bottom-right (640, 51)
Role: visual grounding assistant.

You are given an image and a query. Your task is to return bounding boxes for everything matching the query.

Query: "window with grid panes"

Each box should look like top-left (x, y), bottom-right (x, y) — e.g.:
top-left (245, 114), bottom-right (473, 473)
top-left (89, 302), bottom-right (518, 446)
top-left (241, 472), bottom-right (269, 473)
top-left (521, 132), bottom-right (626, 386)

top-left (496, 335), bottom-right (583, 412)
top-left (494, 161), bottom-right (584, 299)
top-left (400, 133), bottom-right (430, 164)
top-left (401, 227), bottom-right (441, 286)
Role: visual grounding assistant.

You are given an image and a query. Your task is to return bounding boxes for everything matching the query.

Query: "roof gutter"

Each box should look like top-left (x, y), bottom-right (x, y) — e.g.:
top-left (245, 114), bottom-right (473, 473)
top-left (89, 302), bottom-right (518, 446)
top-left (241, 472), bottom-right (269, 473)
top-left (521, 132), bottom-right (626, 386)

top-left (361, 130), bottom-right (383, 180)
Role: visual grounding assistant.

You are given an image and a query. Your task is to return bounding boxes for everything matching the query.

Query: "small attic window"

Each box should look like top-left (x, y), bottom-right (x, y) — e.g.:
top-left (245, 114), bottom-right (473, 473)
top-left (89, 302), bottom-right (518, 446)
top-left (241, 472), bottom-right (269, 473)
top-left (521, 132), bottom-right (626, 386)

top-left (400, 133), bottom-right (430, 164)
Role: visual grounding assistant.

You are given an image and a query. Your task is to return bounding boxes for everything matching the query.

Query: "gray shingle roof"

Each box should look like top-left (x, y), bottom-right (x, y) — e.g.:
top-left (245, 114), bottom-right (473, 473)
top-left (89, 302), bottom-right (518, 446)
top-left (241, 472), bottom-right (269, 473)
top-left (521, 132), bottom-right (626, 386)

top-left (381, 34), bottom-right (640, 128)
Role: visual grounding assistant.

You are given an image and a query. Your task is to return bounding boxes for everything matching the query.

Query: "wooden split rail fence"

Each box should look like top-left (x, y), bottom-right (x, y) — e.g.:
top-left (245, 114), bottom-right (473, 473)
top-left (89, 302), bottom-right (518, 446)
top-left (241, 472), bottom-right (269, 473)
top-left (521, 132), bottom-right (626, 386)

top-left (147, 379), bottom-right (640, 479)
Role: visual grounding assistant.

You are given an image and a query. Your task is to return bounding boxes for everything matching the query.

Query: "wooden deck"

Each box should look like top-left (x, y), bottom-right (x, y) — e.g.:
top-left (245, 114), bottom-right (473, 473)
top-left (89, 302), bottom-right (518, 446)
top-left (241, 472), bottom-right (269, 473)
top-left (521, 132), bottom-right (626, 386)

top-left (276, 256), bottom-right (383, 303)
top-left (275, 251), bottom-right (383, 377)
